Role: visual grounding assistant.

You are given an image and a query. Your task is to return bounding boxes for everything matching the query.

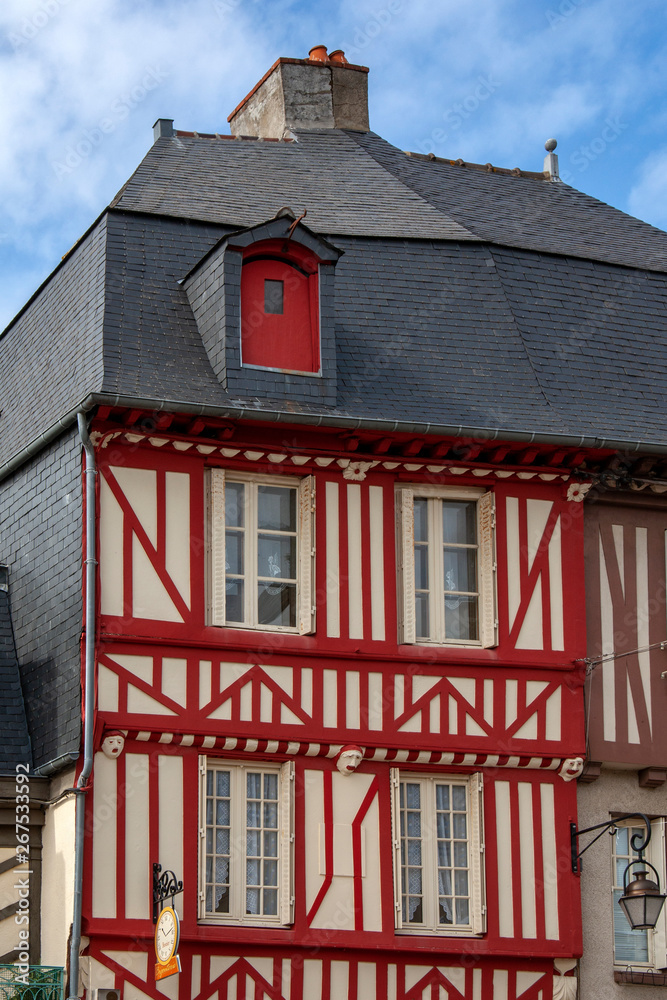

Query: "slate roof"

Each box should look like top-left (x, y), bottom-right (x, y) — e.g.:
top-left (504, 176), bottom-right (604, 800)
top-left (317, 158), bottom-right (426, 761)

top-left (0, 590), bottom-right (31, 772)
top-left (2, 124), bottom-right (667, 466)
top-left (96, 213), bottom-right (667, 444)
top-left (113, 128), bottom-right (667, 273)
top-left (111, 129), bottom-right (475, 240)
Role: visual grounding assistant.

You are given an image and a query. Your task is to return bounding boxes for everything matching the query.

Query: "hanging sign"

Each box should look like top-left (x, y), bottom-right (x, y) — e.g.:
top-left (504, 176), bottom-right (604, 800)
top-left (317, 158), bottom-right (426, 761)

top-left (154, 905), bottom-right (181, 980)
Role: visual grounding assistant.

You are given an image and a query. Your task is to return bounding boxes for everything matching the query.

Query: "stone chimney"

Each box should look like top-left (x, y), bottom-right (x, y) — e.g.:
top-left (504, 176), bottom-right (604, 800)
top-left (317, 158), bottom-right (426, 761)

top-left (228, 46), bottom-right (369, 138)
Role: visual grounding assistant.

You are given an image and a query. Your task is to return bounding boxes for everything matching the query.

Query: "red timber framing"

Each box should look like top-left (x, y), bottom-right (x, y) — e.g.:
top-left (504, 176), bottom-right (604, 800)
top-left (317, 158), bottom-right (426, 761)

top-left (82, 419), bottom-right (587, 1000)
top-left (584, 495), bottom-right (667, 766)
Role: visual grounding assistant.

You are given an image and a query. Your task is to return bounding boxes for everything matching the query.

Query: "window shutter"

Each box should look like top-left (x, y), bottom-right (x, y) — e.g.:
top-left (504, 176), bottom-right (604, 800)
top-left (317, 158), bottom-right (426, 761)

top-left (469, 771), bottom-right (486, 934)
top-left (197, 756), bottom-right (208, 919)
top-left (650, 818), bottom-right (667, 969)
top-left (210, 469), bottom-right (226, 626)
top-left (478, 492), bottom-right (497, 648)
top-left (298, 476), bottom-right (315, 634)
top-left (280, 760), bottom-right (295, 924)
top-left (390, 768), bottom-right (403, 929)
top-left (397, 489), bottom-right (415, 644)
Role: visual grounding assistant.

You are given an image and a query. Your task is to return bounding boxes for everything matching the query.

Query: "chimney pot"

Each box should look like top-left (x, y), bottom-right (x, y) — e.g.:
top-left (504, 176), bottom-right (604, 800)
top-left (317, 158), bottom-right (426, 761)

top-left (308, 45), bottom-right (329, 62)
top-left (329, 49), bottom-right (348, 65)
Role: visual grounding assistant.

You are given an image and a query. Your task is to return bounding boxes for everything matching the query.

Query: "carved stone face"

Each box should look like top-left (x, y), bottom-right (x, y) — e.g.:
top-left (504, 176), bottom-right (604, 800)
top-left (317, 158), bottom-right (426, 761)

top-left (101, 734), bottom-right (125, 759)
top-left (559, 757), bottom-right (584, 782)
top-left (336, 746), bottom-right (363, 776)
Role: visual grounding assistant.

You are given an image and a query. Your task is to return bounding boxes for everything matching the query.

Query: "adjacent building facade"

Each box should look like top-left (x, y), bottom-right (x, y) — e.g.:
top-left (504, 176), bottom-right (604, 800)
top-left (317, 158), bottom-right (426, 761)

top-left (1, 45), bottom-right (667, 1000)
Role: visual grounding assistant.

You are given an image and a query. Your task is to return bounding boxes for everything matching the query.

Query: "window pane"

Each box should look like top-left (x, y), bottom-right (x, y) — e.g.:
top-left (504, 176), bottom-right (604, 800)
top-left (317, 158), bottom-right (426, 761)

top-left (247, 772), bottom-right (261, 798)
top-left (454, 841), bottom-right (468, 867)
top-left (264, 830), bottom-right (278, 857)
top-left (225, 530), bottom-right (244, 576)
top-left (455, 898), bottom-right (470, 924)
top-left (415, 592), bottom-right (429, 637)
top-left (216, 799), bottom-right (230, 826)
top-left (435, 784), bottom-right (450, 810)
top-left (258, 534), bottom-right (296, 580)
top-left (247, 830), bottom-right (260, 855)
top-left (264, 773), bottom-right (278, 799)
top-left (443, 548), bottom-right (477, 594)
top-left (452, 786), bottom-right (467, 810)
top-left (225, 579), bottom-right (244, 623)
top-left (263, 801), bottom-right (278, 828)
top-left (439, 898), bottom-right (453, 924)
top-left (263, 888), bottom-right (278, 915)
top-left (437, 812), bottom-right (451, 839)
top-left (442, 501), bottom-right (476, 544)
top-left (414, 544), bottom-right (429, 590)
top-left (225, 482), bottom-right (245, 527)
top-left (614, 889), bottom-right (649, 961)
top-left (264, 860), bottom-right (278, 886)
top-left (258, 582), bottom-right (296, 627)
top-left (264, 279), bottom-right (284, 315)
top-left (247, 801), bottom-right (261, 827)
top-left (405, 783), bottom-right (421, 809)
top-left (216, 771), bottom-right (230, 797)
top-left (414, 499), bottom-right (428, 542)
top-left (453, 813), bottom-right (467, 839)
top-left (445, 594), bottom-right (478, 641)
top-left (615, 828), bottom-right (629, 855)
top-left (257, 486), bottom-right (296, 531)
top-left (454, 870), bottom-right (469, 896)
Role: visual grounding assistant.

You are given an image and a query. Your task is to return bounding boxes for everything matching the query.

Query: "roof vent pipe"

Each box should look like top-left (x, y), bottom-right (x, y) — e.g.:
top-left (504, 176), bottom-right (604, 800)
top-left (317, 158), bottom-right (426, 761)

top-left (544, 138), bottom-right (560, 181)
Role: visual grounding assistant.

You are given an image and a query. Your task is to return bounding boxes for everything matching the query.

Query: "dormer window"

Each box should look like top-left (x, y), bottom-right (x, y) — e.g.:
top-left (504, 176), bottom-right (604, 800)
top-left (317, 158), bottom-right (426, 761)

top-left (240, 240), bottom-right (320, 374)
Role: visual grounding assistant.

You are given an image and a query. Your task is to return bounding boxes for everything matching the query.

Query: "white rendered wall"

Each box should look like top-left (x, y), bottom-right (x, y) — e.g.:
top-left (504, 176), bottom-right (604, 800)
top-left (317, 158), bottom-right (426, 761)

top-left (578, 768), bottom-right (667, 1000)
top-left (40, 767), bottom-right (77, 966)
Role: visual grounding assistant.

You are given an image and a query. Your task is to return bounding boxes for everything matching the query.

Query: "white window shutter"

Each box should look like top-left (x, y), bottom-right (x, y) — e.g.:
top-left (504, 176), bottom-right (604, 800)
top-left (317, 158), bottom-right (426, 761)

top-left (390, 768), bottom-right (403, 929)
top-left (478, 492), bottom-right (497, 648)
top-left (468, 771), bottom-right (486, 934)
top-left (298, 476), bottom-right (315, 634)
top-left (650, 818), bottom-right (667, 969)
top-left (198, 756), bottom-right (208, 919)
top-left (210, 469), bottom-right (226, 626)
top-left (397, 489), bottom-right (415, 644)
top-left (280, 760), bottom-right (295, 924)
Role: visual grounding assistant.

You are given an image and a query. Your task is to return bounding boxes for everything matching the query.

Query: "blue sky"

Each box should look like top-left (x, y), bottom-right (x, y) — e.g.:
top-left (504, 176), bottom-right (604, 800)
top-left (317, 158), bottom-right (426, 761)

top-left (1, 0), bottom-right (666, 332)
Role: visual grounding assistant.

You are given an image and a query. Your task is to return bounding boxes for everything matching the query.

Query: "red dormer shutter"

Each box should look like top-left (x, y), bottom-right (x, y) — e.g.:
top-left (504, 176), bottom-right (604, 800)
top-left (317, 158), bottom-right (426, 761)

top-left (240, 253), bottom-right (320, 373)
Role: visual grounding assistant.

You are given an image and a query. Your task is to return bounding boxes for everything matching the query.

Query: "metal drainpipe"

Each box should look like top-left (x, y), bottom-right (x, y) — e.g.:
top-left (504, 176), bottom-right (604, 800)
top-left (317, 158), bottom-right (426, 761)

top-left (68, 412), bottom-right (97, 1000)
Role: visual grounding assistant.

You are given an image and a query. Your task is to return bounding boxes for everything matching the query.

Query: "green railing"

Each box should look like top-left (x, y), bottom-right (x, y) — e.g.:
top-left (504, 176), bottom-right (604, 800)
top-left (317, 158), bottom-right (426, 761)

top-left (0, 967), bottom-right (64, 1000)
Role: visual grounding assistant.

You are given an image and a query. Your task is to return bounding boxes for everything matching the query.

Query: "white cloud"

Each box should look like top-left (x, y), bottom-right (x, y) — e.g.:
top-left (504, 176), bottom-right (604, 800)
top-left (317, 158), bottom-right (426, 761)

top-left (628, 148), bottom-right (667, 229)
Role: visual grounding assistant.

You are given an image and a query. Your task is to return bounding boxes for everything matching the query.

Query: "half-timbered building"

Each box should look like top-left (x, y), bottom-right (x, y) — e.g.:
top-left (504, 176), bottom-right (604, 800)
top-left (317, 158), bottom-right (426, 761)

top-left (2, 44), bottom-right (667, 1000)
top-left (578, 486), bottom-right (667, 996)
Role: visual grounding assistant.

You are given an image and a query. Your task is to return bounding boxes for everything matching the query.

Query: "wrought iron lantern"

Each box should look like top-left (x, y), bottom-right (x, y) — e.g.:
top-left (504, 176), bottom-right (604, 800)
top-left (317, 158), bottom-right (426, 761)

top-left (571, 812), bottom-right (666, 932)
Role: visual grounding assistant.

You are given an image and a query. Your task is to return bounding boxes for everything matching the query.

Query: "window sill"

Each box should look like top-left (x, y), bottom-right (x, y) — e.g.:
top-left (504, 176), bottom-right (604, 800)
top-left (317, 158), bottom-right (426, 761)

top-left (614, 970), bottom-right (667, 986)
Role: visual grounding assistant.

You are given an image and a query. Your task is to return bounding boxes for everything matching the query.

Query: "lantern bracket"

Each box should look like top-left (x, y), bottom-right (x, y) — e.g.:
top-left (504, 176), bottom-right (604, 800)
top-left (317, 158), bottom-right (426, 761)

top-left (570, 812), bottom-right (651, 875)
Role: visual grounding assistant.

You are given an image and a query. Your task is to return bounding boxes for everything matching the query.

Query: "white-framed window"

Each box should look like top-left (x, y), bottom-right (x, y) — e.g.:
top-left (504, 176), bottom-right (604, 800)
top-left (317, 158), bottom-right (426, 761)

top-left (208, 470), bottom-right (315, 633)
top-left (612, 818), bottom-right (667, 969)
top-left (391, 770), bottom-right (485, 935)
top-left (396, 486), bottom-right (496, 646)
top-left (198, 757), bottom-right (294, 925)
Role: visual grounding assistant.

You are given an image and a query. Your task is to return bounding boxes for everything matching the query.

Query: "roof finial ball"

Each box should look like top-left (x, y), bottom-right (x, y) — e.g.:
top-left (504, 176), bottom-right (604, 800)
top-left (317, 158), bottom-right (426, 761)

top-left (543, 138), bottom-right (560, 181)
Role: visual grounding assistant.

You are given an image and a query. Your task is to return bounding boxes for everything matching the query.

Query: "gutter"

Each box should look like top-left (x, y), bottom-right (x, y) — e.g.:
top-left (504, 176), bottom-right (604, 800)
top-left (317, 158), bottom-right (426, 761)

top-left (67, 412), bottom-right (97, 1000)
top-left (33, 751), bottom-right (79, 778)
top-left (1, 393), bottom-right (667, 490)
